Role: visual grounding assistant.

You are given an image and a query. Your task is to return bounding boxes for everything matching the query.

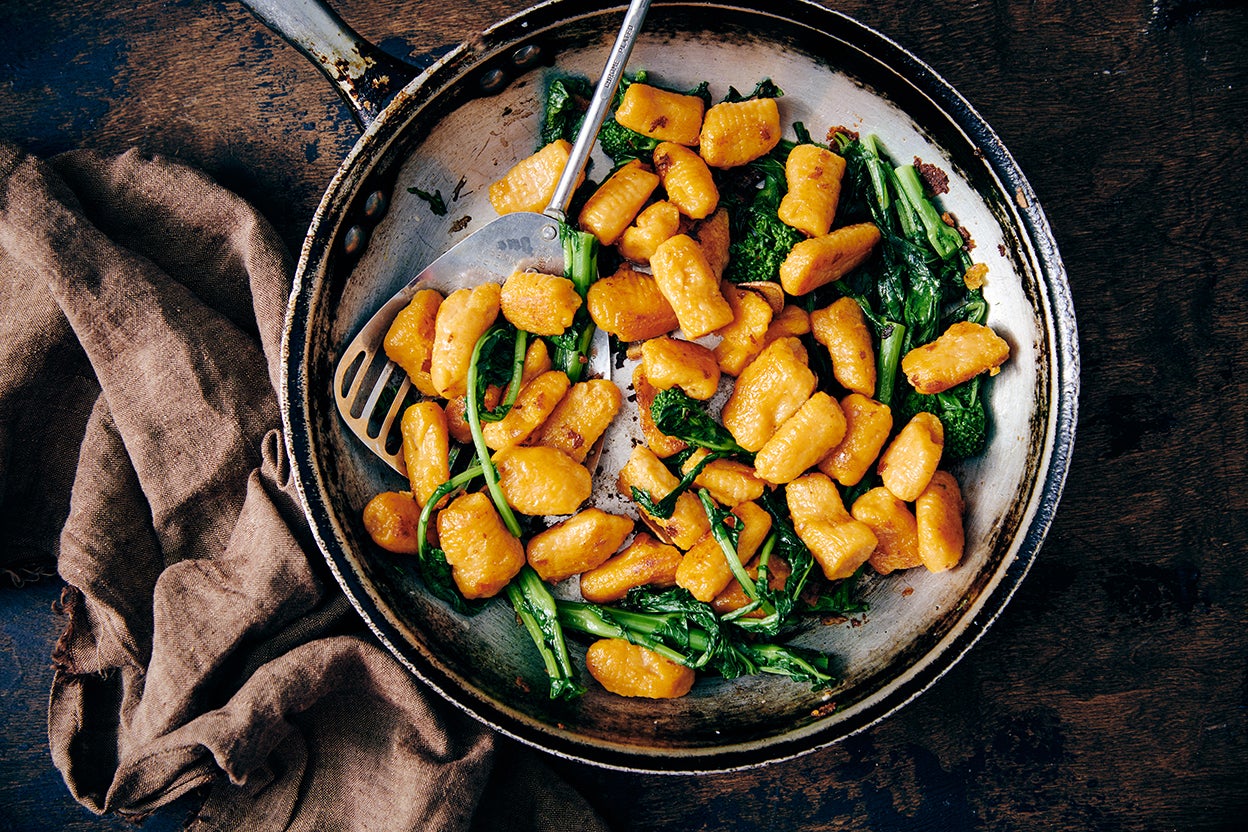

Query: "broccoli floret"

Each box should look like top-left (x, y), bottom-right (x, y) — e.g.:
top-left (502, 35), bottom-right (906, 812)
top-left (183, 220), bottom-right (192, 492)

top-left (895, 379), bottom-right (987, 461)
top-left (597, 118), bottom-right (661, 164)
top-left (723, 159), bottom-right (803, 284)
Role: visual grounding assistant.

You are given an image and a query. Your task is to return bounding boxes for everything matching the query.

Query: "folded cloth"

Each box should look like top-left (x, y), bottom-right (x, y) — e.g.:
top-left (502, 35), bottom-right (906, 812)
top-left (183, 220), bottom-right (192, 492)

top-left (0, 143), bottom-right (606, 831)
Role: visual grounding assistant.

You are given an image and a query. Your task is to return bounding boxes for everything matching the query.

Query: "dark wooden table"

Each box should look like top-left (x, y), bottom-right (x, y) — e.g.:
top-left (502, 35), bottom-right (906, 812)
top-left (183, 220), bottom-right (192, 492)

top-left (2, 0), bottom-right (1245, 829)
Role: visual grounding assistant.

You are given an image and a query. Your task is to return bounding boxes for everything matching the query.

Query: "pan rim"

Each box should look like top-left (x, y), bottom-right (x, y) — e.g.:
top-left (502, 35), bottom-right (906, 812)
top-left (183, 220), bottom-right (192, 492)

top-left (279, 0), bottom-right (1079, 774)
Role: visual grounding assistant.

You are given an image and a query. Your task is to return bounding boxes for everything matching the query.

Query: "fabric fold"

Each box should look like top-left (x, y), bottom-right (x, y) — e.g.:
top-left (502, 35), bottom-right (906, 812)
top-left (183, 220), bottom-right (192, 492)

top-left (0, 141), bottom-right (606, 832)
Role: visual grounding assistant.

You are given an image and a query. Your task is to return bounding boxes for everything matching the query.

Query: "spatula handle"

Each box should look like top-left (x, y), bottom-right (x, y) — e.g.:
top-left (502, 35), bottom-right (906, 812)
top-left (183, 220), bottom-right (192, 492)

top-left (544, 0), bottom-right (653, 222)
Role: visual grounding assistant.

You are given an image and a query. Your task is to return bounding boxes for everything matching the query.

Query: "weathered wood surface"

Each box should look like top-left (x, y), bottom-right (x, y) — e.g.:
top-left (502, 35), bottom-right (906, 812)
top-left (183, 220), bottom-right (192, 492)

top-left (1, 0), bottom-right (1245, 828)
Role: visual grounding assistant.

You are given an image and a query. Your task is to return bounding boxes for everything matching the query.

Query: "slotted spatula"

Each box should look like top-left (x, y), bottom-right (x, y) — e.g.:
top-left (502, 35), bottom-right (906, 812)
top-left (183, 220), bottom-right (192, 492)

top-left (334, 0), bottom-right (651, 475)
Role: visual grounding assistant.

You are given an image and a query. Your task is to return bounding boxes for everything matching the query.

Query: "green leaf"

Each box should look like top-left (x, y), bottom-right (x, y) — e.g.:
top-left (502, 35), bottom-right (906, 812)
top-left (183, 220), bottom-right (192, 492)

top-left (407, 186), bottom-right (448, 216)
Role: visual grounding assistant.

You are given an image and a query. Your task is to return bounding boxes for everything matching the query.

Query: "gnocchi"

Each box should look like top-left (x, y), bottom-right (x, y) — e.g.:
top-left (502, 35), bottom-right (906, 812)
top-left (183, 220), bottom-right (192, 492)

top-left (360, 71), bottom-right (1006, 702)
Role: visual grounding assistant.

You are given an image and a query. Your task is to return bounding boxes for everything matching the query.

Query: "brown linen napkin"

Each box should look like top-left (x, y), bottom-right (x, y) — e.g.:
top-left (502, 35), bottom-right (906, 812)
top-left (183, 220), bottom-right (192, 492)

top-left (0, 142), bottom-right (606, 831)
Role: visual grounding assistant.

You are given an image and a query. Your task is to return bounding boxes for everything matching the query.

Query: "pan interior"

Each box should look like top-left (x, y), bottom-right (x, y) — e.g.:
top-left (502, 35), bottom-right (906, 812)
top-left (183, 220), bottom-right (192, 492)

top-left (290, 1), bottom-right (1062, 771)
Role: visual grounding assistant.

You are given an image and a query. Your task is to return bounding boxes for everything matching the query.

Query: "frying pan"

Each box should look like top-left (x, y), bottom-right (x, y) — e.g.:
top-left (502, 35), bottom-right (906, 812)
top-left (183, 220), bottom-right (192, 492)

top-left (257, 0), bottom-right (1079, 772)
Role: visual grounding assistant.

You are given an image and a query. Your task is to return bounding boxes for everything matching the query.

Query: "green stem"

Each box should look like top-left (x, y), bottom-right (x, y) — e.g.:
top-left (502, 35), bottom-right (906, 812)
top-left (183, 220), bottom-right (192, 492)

top-left (894, 164), bottom-right (964, 259)
top-left (875, 319), bottom-right (906, 406)
top-left (557, 602), bottom-right (708, 667)
top-left (696, 489), bottom-right (774, 620)
top-left (630, 450), bottom-right (726, 520)
top-left (466, 327), bottom-right (521, 537)
top-left (508, 566), bottom-right (584, 699)
top-left (481, 329), bottom-right (528, 422)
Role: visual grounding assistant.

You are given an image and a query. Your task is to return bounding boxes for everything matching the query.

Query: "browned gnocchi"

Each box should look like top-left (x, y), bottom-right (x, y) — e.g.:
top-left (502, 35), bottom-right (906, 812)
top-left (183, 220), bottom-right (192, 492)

top-left (489, 139), bottom-right (577, 215)
top-left (359, 71), bottom-right (1008, 703)
top-left (579, 532), bottom-right (683, 603)
top-left (585, 638), bottom-right (695, 699)
top-left (649, 233), bottom-right (735, 338)
top-left (383, 288), bottom-right (442, 397)
top-left (500, 270), bottom-right (581, 336)
top-left (429, 283), bottom-right (501, 399)
top-left (526, 508), bottom-right (634, 583)
top-left (436, 491), bottom-right (525, 599)
top-left (578, 158), bottom-right (660, 246)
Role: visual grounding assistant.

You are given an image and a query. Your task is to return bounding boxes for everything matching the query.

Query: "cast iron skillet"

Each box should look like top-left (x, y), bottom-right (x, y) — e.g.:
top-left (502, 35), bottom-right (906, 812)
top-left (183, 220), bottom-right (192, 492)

top-left (254, 0), bottom-right (1079, 773)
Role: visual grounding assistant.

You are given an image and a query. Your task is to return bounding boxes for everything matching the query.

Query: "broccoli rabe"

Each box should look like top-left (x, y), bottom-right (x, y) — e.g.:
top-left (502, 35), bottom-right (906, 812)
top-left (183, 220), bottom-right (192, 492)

top-left (539, 76), bottom-right (592, 147)
top-left (547, 225), bottom-right (600, 383)
top-left (722, 156), bottom-right (804, 284)
top-left (895, 377), bottom-right (988, 461)
top-left (721, 77), bottom-right (784, 103)
top-left (540, 72), bottom-right (657, 162)
top-left (556, 589), bottom-right (835, 689)
top-left (597, 118), bottom-right (661, 164)
top-left (597, 73), bottom-right (712, 165)
top-left (649, 387), bottom-right (750, 455)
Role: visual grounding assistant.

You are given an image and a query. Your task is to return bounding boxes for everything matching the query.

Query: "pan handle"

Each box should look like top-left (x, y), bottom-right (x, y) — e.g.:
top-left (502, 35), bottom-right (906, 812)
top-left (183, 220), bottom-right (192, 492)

top-left (237, 0), bottom-right (419, 128)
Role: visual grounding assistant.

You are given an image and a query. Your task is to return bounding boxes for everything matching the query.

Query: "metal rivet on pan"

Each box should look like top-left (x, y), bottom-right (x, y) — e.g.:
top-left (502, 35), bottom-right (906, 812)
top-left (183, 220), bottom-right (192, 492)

top-left (511, 44), bottom-right (542, 68)
top-left (364, 190), bottom-right (388, 221)
top-left (541, 224), bottom-right (558, 240)
top-left (479, 67), bottom-right (508, 95)
top-left (344, 224), bottom-right (366, 256)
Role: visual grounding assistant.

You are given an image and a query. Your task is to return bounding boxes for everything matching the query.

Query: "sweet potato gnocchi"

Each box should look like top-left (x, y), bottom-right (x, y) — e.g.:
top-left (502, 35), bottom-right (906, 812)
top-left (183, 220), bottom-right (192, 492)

top-left (358, 70), bottom-right (1009, 702)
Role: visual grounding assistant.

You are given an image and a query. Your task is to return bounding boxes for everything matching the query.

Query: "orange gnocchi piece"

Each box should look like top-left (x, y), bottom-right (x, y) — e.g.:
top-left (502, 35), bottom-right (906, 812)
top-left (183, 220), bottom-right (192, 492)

top-left (713, 283), bottom-right (774, 377)
top-left (640, 336), bottom-right (721, 401)
top-left (679, 449), bottom-right (766, 507)
top-left (383, 288), bottom-right (442, 397)
top-left (585, 639), bottom-right (695, 699)
top-left (877, 412), bottom-right (945, 502)
top-left (613, 83), bottom-right (706, 146)
top-left (720, 337), bottom-right (817, 452)
top-left (753, 392), bottom-right (848, 485)
top-left (916, 470), bottom-right (965, 573)
top-left (500, 270), bottom-right (581, 336)
top-left (525, 508), bottom-right (634, 583)
top-left (851, 487), bottom-right (922, 575)
top-left (481, 370), bottom-right (569, 452)
top-left (489, 140), bottom-right (577, 215)
top-left (763, 304), bottom-right (812, 346)
top-left (699, 97), bottom-right (781, 168)
top-left (579, 532), bottom-right (683, 603)
top-left (495, 445), bottom-right (591, 516)
top-left (429, 283), bottom-right (501, 399)
top-left (530, 378), bottom-right (622, 463)
top-left (649, 233), bottom-right (735, 339)
top-left (362, 491), bottom-right (423, 555)
top-left (654, 141), bottom-right (719, 220)
top-left (779, 222), bottom-right (882, 296)
top-left (436, 491), bottom-right (525, 599)
top-left (811, 296), bottom-right (877, 396)
top-left (818, 393), bottom-right (894, 487)
top-left (689, 208), bottom-right (731, 281)
top-left (400, 402), bottom-right (450, 508)
top-left (617, 200), bottom-right (682, 264)
top-left (578, 159), bottom-right (660, 246)
top-left (675, 501), bottom-right (772, 603)
top-left (777, 143), bottom-right (847, 237)
top-left (786, 473), bottom-right (877, 581)
top-left (901, 321), bottom-right (1010, 394)
top-left (587, 265), bottom-right (679, 342)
